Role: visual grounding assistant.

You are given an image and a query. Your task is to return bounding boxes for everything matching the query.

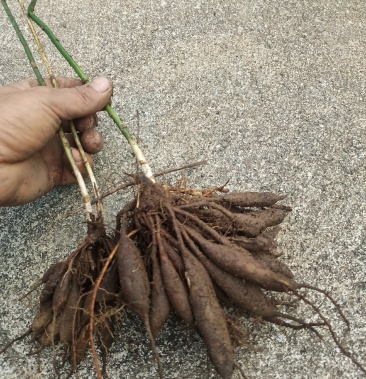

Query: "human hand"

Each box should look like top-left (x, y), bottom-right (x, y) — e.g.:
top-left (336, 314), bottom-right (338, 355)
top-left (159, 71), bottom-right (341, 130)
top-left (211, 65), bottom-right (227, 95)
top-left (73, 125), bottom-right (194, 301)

top-left (0, 76), bottom-right (113, 206)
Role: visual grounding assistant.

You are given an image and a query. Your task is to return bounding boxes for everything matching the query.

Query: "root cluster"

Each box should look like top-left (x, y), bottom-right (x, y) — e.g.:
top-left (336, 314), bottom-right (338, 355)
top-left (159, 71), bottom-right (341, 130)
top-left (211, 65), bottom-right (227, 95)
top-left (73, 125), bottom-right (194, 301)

top-left (17, 220), bottom-right (119, 375)
top-left (3, 179), bottom-right (365, 378)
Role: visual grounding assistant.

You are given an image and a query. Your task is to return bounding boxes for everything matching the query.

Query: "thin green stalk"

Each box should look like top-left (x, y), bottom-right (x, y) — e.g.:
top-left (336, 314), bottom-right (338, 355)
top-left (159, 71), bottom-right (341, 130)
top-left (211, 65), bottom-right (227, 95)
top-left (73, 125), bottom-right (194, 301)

top-left (28, 0), bottom-right (155, 182)
top-left (1, 0), bottom-right (45, 86)
top-left (28, 2), bottom-right (88, 82)
top-left (17, 0), bottom-right (57, 87)
top-left (18, 0), bottom-right (103, 217)
top-left (1, 0), bottom-right (94, 217)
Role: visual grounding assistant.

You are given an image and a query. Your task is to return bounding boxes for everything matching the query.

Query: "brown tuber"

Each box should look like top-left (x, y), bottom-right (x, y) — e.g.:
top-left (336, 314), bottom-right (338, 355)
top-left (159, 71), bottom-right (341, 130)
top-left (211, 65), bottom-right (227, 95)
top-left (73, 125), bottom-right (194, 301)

top-left (2, 180), bottom-right (365, 379)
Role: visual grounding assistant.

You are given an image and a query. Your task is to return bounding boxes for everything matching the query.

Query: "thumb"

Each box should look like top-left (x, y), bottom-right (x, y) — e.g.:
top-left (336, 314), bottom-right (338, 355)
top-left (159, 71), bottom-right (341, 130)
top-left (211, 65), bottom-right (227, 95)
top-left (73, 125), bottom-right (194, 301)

top-left (46, 76), bottom-right (112, 120)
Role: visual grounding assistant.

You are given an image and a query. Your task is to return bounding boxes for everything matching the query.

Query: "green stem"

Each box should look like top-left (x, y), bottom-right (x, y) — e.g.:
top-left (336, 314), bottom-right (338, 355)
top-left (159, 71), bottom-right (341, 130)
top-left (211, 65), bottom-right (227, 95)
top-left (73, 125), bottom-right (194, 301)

top-left (2, 0), bottom-right (94, 217)
top-left (18, 0), bottom-right (103, 217)
top-left (28, 0), bottom-right (155, 181)
top-left (28, 5), bottom-right (88, 82)
top-left (1, 0), bottom-right (45, 86)
top-left (17, 0), bottom-right (57, 88)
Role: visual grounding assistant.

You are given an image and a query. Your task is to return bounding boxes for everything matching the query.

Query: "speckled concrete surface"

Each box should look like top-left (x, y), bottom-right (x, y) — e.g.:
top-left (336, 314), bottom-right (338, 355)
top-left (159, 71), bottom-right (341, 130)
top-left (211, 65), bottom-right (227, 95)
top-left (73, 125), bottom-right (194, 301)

top-left (0, 1), bottom-right (365, 378)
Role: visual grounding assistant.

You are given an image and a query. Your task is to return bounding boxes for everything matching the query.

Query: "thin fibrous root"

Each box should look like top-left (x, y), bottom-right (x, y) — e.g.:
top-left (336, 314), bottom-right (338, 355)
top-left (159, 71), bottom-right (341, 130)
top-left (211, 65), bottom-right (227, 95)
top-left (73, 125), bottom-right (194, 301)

top-left (0, 328), bottom-right (32, 354)
top-left (294, 291), bottom-right (366, 375)
top-left (88, 243), bottom-right (119, 379)
top-left (299, 284), bottom-right (350, 330)
top-left (234, 362), bottom-right (250, 379)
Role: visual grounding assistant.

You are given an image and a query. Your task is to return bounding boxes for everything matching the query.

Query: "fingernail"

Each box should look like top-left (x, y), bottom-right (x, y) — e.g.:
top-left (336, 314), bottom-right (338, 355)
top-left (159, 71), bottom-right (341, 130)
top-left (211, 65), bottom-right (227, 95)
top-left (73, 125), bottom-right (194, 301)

top-left (89, 76), bottom-right (110, 93)
top-left (71, 148), bottom-right (82, 163)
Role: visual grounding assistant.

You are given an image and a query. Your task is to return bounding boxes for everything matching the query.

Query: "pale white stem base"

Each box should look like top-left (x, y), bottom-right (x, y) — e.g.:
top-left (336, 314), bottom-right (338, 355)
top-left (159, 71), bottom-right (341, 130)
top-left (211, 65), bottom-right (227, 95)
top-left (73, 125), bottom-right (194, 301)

top-left (128, 136), bottom-right (155, 182)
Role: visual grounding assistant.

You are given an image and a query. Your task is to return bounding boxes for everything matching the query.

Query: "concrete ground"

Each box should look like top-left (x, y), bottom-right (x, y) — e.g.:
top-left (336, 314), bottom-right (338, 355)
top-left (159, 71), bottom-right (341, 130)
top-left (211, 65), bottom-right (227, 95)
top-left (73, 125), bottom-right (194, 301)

top-left (0, 1), bottom-right (365, 378)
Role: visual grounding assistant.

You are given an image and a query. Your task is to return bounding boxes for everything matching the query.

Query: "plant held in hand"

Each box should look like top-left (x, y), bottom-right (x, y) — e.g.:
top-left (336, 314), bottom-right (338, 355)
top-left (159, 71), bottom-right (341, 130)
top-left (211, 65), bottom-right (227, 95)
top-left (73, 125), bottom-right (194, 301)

top-left (1, 1), bottom-right (366, 379)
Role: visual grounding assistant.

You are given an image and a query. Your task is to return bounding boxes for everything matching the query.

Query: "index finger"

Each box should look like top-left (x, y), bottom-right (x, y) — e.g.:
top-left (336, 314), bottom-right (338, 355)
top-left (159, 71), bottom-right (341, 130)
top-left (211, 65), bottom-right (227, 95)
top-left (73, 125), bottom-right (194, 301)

top-left (3, 77), bottom-right (84, 91)
top-left (28, 77), bottom-right (84, 89)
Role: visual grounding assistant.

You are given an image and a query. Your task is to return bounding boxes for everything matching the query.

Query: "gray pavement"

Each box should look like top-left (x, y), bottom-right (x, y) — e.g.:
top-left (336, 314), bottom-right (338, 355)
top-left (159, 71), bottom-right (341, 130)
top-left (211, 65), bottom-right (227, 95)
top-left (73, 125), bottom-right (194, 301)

top-left (0, 1), bottom-right (366, 378)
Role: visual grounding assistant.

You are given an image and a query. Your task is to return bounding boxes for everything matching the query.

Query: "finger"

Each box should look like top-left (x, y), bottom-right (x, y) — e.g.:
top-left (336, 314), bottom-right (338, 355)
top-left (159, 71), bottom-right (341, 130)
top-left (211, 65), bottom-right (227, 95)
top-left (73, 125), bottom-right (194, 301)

top-left (80, 129), bottom-right (104, 154)
top-left (49, 77), bottom-right (84, 89)
top-left (0, 85), bottom-right (22, 94)
top-left (74, 114), bottom-right (98, 133)
top-left (60, 148), bottom-right (94, 186)
top-left (71, 147), bottom-right (94, 168)
top-left (60, 115), bottom-right (97, 133)
top-left (61, 127), bottom-right (102, 153)
top-left (17, 76), bottom-right (111, 115)
top-left (3, 77), bottom-right (83, 91)
top-left (27, 77), bottom-right (83, 89)
top-left (0, 77), bottom-right (111, 162)
top-left (46, 76), bottom-right (112, 120)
